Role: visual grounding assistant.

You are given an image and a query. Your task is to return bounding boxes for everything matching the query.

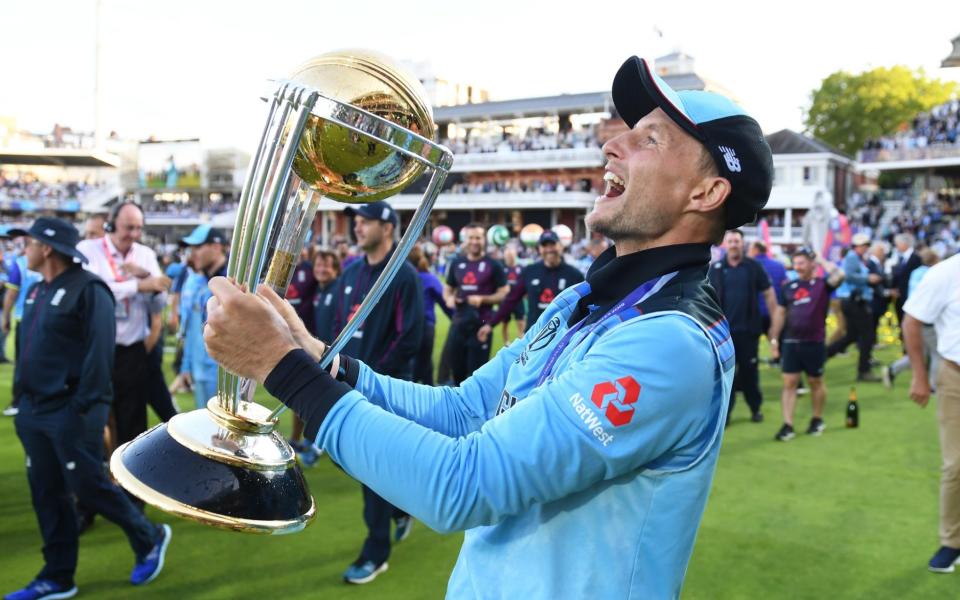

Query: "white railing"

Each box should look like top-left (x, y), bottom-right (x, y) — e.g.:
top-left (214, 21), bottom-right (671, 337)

top-left (319, 190), bottom-right (598, 212)
top-left (859, 144), bottom-right (960, 163)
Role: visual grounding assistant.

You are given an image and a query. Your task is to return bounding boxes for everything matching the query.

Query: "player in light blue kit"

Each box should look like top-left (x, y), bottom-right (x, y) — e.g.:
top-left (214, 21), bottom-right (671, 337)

top-left (203, 56), bottom-right (774, 598)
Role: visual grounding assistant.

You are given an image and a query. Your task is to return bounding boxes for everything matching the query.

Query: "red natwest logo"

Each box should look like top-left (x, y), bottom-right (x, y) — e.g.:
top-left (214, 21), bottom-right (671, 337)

top-left (793, 287), bottom-right (810, 301)
top-left (463, 271), bottom-right (477, 285)
top-left (539, 288), bottom-right (555, 304)
top-left (591, 376), bottom-right (641, 427)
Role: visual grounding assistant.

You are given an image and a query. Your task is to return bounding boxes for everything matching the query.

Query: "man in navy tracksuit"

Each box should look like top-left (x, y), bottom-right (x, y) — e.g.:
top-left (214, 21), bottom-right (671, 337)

top-left (7, 218), bottom-right (170, 600)
top-left (329, 201), bottom-right (423, 584)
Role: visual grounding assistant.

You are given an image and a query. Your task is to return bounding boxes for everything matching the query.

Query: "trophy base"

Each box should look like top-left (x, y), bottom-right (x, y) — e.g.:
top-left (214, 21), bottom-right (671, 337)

top-left (110, 400), bottom-right (315, 535)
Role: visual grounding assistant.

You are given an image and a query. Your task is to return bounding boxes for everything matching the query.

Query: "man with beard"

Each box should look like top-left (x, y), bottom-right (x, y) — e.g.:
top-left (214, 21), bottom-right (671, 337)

top-left (442, 224), bottom-right (509, 383)
top-left (768, 248), bottom-right (844, 441)
top-left (202, 56), bottom-right (771, 597)
top-left (328, 201), bottom-right (423, 584)
top-left (478, 230), bottom-right (584, 344)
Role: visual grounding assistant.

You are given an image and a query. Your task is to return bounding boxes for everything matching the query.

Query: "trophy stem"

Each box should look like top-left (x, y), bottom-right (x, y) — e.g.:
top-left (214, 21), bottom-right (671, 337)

top-left (266, 164), bottom-right (449, 422)
top-left (220, 88), bottom-right (284, 405)
top-left (221, 84), bottom-right (320, 414)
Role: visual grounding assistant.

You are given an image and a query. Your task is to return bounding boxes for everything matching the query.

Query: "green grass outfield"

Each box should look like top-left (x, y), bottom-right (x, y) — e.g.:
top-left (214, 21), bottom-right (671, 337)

top-left (0, 315), bottom-right (954, 599)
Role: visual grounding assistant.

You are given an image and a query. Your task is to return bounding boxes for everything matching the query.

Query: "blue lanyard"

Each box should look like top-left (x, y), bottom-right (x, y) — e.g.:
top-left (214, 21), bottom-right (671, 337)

top-left (535, 271), bottom-right (678, 386)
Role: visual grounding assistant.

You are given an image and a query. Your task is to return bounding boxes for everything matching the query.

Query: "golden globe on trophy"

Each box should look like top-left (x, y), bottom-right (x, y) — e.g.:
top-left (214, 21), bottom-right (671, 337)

top-left (111, 49), bottom-right (453, 534)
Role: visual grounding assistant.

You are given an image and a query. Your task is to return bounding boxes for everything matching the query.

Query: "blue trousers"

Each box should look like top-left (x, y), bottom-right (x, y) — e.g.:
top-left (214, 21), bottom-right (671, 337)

top-left (360, 484), bottom-right (407, 565)
top-left (15, 400), bottom-right (159, 586)
top-left (192, 379), bottom-right (217, 411)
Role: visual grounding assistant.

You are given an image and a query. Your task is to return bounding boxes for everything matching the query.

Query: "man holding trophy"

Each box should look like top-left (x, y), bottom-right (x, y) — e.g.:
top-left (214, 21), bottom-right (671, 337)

top-left (202, 55), bottom-right (773, 597)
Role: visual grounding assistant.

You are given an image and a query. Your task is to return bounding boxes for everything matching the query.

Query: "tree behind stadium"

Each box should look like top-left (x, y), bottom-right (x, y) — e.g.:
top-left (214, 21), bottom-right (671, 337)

top-left (804, 66), bottom-right (957, 155)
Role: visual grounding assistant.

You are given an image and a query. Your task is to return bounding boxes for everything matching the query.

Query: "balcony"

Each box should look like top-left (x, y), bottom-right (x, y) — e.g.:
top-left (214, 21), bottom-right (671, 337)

top-left (449, 147), bottom-right (604, 172)
top-left (318, 190), bottom-right (598, 213)
top-left (857, 144), bottom-right (960, 168)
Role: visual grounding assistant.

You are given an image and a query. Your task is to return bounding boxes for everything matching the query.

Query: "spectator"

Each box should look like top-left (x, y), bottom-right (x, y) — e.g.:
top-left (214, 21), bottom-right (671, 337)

top-left (77, 203), bottom-right (172, 449)
top-left (749, 241), bottom-right (788, 337)
top-left (83, 214), bottom-right (106, 240)
top-left (2, 233), bottom-right (42, 417)
top-left (5, 218), bottom-right (171, 599)
top-left (178, 225), bottom-right (228, 410)
top-left (479, 230), bottom-right (584, 343)
top-left (499, 246), bottom-right (526, 343)
top-left (289, 248), bottom-right (342, 467)
top-left (769, 248), bottom-right (845, 441)
top-left (442, 224), bottom-right (509, 384)
top-left (885, 248), bottom-right (942, 388)
top-left (903, 251), bottom-right (960, 572)
top-left (826, 233), bottom-right (884, 382)
top-left (408, 245), bottom-right (452, 386)
top-left (286, 245), bottom-right (318, 337)
top-left (892, 233), bottom-right (923, 325)
top-left (329, 201), bottom-right (423, 584)
top-left (708, 229), bottom-right (778, 424)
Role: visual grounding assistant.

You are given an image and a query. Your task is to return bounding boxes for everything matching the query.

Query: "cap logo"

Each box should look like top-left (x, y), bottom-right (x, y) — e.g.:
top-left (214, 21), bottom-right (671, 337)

top-left (44, 228), bottom-right (56, 236)
top-left (719, 146), bottom-right (741, 173)
top-left (381, 208), bottom-right (390, 220)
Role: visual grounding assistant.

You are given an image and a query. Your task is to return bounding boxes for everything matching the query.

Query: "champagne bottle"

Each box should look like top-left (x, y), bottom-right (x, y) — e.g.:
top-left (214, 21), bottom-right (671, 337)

top-left (846, 387), bottom-right (859, 428)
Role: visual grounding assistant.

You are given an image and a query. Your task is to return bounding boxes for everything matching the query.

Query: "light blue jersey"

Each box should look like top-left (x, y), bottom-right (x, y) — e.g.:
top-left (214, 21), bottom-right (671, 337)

top-left (180, 271), bottom-right (215, 380)
top-left (836, 251), bottom-right (873, 301)
top-left (314, 265), bottom-right (734, 599)
top-left (8, 256), bottom-right (42, 320)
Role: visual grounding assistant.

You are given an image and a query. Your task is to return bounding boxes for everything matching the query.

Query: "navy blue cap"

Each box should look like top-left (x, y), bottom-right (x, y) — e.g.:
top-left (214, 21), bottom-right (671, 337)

top-left (538, 230), bottom-right (560, 245)
top-left (180, 224), bottom-right (227, 247)
top-left (8, 217), bottom-right (87, 263)
top-left (344, 201), bottom-right (399, 226)
top-left (612, 56), bottom-right (773, 228)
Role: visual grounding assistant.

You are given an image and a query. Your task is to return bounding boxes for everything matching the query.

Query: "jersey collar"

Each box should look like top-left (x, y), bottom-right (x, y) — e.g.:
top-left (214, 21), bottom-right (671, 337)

top-left (572, 243), bottom-right (712, 324)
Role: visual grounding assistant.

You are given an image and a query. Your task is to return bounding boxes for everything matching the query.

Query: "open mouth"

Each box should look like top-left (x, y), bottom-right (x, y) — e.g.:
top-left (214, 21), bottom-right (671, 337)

top-left (603, 171), bottom-right (625, 198)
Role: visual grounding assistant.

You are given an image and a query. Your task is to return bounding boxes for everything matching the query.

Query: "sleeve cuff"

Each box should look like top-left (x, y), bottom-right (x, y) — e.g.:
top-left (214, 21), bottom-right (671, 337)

top-left (264, 349), bottom-right (353, 441)
top-left (334, 353), bottom-right (360, 387)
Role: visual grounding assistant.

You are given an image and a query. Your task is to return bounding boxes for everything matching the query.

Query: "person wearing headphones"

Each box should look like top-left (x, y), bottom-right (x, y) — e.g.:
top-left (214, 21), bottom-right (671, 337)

top-left (77, 202), bottom-right (171, 450)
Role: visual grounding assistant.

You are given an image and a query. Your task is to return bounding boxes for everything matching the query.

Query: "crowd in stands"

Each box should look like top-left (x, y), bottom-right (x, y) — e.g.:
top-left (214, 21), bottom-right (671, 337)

top-left (141, 200), bottom-right (239, 218)
top-left (861, 98), bottom-right (960, 160)
top-left (0, 171), bottom-right (106, 207)
top-left (449, 178), bottom-right (596, 194)
top-left (441, 127), bottom-right (599, 155)
top-left (844, 188), bottom-right (960, 257)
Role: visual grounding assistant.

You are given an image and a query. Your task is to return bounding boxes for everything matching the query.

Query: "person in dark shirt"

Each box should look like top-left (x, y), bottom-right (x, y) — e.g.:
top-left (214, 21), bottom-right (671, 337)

top-left (288, 248), bottom-right (341, 466)
top-left (408, 245), bottom-right (452, 385)
top-left (768, 248), bottom-right (844, 441)
top-left (7, 218), bottom-right (170, 600)
top-left (286, 245), bottom-right (318, 337)
top-left (329, 201), bottom-right (423, 583)
top-left (500, 246), bottom-right (526, 342)
top-left (442, 223), bottom-right (509, 384)
top-left (311, 249), bottom-right (341, 355)
top-left (479, 230), bottom-right (585, 344)
top-left (749, 241), bottom-right (788, 337)
top-left (708, 229), bottom-right (777, 424)
top-left (891, 233), bottom-right (922, 325)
